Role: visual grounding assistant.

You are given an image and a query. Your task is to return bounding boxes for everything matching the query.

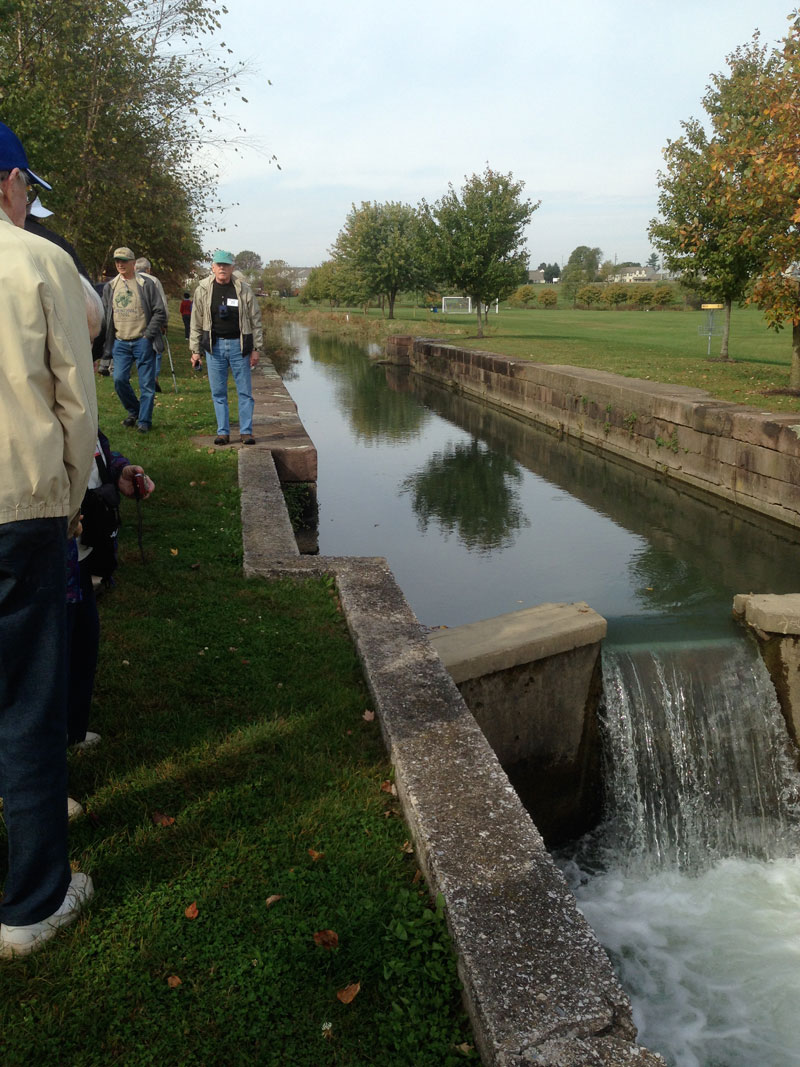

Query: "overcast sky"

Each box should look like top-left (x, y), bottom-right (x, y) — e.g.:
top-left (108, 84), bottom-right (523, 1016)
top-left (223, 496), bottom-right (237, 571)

top-left (200, 1), bottom-right (796, 270)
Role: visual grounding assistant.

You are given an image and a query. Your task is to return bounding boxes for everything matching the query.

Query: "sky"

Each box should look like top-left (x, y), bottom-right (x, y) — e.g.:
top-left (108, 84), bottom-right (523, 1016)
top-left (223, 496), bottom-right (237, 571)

top-left (200, 0), bottom-right (797, 271)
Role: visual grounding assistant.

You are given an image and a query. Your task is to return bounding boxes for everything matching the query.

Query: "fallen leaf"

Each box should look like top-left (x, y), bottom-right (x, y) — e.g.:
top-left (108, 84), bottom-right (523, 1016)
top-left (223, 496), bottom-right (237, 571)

top-left (380, 781), bottom-right (397, 796)
top-left (336, 982), bottom-right (360, 1004)
top-left (362, 709), bottom-right (375, 722)
top-left (313, 929), bottom-right (339, 949)
top-left (308, 848), bottom-right (324, 862)
top-left (190, 563), bottom-right (201, 570)
top-left (265, 894), bottom-right (282, 908)
top-left (412, 868), bottom-right (422, 884)
top-left (167, 975), bottom-right (182, 988)
top-left (185, 901), bottom-right (199, 920)
top-left (170, 548), bottom-right (179, 556)
top-left (151, 811), bottom-right (175, 826)
top-left (401, 840), bottom-right (414, 854)
top-left (455, 1042), bottom-right (473, 1055)
top-left (189, 481), bottom-right (197, 487)
top-left (321, 1021), bottom-right (333, 1039)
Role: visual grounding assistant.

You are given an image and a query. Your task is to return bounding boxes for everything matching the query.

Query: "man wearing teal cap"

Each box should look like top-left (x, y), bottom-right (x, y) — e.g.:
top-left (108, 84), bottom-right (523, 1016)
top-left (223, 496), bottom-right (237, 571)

top-left (189, 250), bottom-right (263, 445)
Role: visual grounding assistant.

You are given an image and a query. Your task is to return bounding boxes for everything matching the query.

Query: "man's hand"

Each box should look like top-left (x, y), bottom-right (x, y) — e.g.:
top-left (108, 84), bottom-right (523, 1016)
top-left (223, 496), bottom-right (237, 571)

top-left (250, 350), bottom-right (260, 369)
top-left (191, 353), bottom-right (202, 370)
top-left (118, 465), bottom-right (155, 499)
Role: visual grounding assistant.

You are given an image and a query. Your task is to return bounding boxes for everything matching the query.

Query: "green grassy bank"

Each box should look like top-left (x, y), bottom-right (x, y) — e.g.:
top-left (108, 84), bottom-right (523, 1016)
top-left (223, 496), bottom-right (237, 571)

top-left (0, 320), bottom-right (476, 1066)
top-left (289, 301), bottom-right (800, 414)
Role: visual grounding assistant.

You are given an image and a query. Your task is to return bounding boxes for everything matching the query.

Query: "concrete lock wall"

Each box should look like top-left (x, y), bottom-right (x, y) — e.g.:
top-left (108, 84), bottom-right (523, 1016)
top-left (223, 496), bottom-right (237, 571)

top-left (734, 594), bottom-right (800, 749)
top-left (386, 337), bottom-right (800, 531)
top-left (429, 602), bottom-right (607, 846)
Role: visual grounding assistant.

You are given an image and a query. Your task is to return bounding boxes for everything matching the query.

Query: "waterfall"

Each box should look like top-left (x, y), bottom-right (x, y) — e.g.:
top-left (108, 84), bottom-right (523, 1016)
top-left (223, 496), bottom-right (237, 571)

top-left (559, 639), bottom-right (800, 1065)
top-left (595, 640), bottom-right (800, 874)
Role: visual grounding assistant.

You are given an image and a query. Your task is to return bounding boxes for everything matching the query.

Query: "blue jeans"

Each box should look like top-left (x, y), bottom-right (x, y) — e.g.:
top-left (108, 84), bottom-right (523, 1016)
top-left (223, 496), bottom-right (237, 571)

top-left (113, 335), bottom-right (156, 428)
top-left (206, 337), bottom-right (254, 436)
top-left (0, 518), bottom-right (71, 926)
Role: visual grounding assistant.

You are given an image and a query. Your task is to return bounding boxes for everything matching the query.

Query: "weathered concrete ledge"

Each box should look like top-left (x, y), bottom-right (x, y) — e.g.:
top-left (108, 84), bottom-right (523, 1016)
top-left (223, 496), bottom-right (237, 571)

top-left (386, 337), bottom-right (800, 530)
top-left (734, 593), bottom-right (800, 748)
top-left (429, 604), bottom-right (606, 846)
top-left (239, 371), bottom-right (664, 1064)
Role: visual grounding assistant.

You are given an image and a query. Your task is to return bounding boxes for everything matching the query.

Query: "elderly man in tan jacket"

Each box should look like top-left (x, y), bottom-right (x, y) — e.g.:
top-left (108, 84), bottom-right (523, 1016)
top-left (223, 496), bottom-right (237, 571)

top-left (0, 122), bottom-right (98, 958)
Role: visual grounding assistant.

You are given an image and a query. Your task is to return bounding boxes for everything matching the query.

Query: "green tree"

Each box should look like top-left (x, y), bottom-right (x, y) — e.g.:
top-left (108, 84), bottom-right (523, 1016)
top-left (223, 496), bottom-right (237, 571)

top-left (330, 201), bottom-right (426, 319)
top-left (509, 284), bottom-right (537, 308)
top-left (0, 0), bottom-right (262, 282)
top-left (261, 259), bottom-right (294, 296)
top-left (420, 166), bottom-right (538, 337)
top-left (576, 284), bottom-right (603, 307)
top-left (566, 246), bottom-right (602, 280)
top-left (602, 283), bottom-right (629, 310)
top-left (649, 35), bottom-right (780, 360)
top-left (646, 252), bottom-right (660, 272)
top-left (235, 250), bottom-right (264, 278)
top-left (707, 22), bottom-right (800, 384)
top-left (542, 262), bottom-right (561, 283)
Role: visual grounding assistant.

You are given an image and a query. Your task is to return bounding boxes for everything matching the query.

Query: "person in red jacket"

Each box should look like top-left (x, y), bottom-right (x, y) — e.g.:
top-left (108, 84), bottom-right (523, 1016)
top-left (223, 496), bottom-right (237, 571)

top-left (179, 291), bottom-right (192, 339)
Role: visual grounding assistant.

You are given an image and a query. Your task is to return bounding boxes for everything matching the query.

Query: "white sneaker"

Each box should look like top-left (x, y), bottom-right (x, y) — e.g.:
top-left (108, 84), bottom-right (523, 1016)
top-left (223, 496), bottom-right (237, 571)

top-left (71, 732), bottom-right (101, 751)
top-left (0, 872), bottom-right (94, 958)
top-left (67, 797), bottom-right (84, 820)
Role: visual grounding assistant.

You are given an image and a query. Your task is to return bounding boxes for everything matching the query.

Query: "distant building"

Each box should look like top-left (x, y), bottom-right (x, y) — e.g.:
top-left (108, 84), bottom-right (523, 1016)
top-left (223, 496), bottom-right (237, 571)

top-left (527, 269), bottom-right (558, 284)
top-left (609, 265), bottom-right (658, 284)
top-left (290, 267), bottom-right (313, 290)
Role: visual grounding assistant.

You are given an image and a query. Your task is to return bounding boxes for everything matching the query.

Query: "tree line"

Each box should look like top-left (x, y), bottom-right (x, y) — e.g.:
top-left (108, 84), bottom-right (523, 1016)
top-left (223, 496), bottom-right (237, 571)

top-left (0, 0), bottom-right (267, 289)
top-left (303, 166), bottom-right (538, 337)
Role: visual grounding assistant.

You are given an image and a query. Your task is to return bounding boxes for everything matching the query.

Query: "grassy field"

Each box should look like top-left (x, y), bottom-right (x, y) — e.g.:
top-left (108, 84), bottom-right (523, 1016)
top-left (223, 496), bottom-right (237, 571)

top-left (288, 300), bottom-right (800, 414)
top-left (0, 317), bottom-right (476, 1067)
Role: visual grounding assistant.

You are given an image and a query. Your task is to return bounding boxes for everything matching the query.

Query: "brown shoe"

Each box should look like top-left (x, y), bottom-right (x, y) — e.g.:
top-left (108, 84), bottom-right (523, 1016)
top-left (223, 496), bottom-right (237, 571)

top-left (214, 434), bottom-right (229, 445)
top-left (240, 435), bottom-right (255, 445)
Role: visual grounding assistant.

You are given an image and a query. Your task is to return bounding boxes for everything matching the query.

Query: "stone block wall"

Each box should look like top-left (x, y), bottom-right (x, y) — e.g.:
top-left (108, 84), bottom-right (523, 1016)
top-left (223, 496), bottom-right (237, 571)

top-left (387, 338), bottom-right (800, 529)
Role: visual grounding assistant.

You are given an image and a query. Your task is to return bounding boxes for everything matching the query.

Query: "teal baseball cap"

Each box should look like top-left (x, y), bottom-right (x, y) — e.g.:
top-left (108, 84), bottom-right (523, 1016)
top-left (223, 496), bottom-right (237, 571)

top-left (212, 250), bottom-right (235, 265)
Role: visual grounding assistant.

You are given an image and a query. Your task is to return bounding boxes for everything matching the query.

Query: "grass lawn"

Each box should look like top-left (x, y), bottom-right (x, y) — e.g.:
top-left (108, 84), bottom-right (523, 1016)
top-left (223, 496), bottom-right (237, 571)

top-left (289, 301), bottom-right (800, 414)
top-left (0, 317), bottom-right (476, 1066)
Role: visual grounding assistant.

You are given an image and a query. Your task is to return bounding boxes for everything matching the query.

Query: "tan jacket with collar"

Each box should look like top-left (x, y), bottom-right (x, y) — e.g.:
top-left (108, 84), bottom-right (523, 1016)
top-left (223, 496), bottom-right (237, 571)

top-left (0, 206), bottom-right (98, 532)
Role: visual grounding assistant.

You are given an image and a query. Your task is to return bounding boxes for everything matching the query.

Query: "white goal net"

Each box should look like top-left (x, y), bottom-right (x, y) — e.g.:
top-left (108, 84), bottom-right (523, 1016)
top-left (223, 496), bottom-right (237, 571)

top-left (441, 296), bottom-right (472, 314)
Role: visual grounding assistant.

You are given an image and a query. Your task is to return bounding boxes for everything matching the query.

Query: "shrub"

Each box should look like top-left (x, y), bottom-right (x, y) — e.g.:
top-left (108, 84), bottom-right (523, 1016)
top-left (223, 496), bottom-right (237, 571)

top-left (539, 288), bottom-right (558, 308)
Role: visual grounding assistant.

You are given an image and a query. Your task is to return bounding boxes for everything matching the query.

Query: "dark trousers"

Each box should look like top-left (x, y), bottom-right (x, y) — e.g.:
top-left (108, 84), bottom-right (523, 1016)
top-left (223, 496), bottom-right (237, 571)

top-left (182, 314), bottom-right (191, 340)
top-left (0, 518), bottom-right (71, 925)
top-left (66, 562), bottom-right (99, 745)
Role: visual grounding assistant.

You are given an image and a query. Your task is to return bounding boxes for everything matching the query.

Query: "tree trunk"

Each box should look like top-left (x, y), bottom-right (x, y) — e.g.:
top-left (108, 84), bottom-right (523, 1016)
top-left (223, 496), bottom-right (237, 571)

top-left (388, 291), bottom-right (395, 320)
top-left (792, 322), bottom-right (800, 390)
top-left (719, 298), bottom-right (732, 360)
top-left (475, 301), bottom-right (483, 338)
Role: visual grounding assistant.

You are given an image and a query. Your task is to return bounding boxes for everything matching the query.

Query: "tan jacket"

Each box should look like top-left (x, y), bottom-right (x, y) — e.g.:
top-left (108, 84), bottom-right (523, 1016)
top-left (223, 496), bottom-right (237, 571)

top-left (0, 206), bottom-right (98, 531)
top-left (189, 272), bottom-right (263, 356)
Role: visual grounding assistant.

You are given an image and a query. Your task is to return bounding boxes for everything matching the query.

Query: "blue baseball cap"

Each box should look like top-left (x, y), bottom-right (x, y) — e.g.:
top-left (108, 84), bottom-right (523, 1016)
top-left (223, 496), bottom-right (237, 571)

top-left (0, 123), bottom-right (52, 190)
top-left (212, 250), bottom-right (235, 265)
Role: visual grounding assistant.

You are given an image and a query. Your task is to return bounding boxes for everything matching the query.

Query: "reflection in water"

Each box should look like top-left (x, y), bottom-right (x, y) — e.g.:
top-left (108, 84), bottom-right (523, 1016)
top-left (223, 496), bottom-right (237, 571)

top-left (283, 323), bottom-right (800, 631)
top-left (307, 332), bottom-right (428, 443)
top-left (400, 440), bottom-right (529, 553)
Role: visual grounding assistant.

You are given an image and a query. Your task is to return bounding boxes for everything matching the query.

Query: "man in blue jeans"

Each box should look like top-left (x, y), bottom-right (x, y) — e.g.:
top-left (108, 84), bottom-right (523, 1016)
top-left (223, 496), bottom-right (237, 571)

top-left (0, 123), bottom-right (98, 957)
top-left (189, 250), bottom-right (263, 445)
top-left (101, 246), bottom-right (167, 434)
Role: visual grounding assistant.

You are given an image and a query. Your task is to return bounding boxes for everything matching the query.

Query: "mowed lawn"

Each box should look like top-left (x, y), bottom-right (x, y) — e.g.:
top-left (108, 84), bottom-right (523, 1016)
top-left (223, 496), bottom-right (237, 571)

top-left (292, 300), bottom-right (800, 414)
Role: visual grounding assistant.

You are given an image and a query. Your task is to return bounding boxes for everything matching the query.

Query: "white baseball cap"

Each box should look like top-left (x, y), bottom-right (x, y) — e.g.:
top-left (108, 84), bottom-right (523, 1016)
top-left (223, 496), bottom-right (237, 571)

top-left (28, 196), bottom-right (53, 219)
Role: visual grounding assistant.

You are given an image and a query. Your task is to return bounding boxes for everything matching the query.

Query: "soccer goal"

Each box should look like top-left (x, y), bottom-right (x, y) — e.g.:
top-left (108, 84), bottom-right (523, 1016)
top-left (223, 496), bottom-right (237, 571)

top-left (441, 296), bottom-right (472, 314)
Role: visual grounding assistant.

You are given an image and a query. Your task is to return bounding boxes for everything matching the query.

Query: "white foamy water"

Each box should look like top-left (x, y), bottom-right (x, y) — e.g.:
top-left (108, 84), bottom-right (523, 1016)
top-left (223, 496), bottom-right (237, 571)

top-left (557, 642), bottom-right (800, 1066)
top-left (563, 857), bottom-right (800, 1067)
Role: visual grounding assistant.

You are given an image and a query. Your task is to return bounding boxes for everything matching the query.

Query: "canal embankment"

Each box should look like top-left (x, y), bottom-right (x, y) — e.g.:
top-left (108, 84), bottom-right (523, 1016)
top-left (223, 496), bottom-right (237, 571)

top-left (386, 336), bottom-right (800, 530)
top-left (240, 360), bottom-right (666, 1065)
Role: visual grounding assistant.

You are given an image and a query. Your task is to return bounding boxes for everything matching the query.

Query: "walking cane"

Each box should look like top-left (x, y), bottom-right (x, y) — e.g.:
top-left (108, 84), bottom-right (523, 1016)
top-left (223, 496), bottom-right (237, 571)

top-left (164, 334), bottom-right (178, 393)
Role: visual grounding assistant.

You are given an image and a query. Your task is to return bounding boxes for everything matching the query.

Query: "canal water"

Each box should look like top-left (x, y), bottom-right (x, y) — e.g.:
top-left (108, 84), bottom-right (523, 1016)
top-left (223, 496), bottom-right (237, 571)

top-left (280, 324), bottom-right (800, 1066)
